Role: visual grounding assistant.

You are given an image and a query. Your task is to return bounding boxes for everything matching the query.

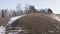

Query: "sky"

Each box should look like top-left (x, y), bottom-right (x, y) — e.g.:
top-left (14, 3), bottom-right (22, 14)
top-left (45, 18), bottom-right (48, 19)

top-left (0, 0), bottom-right (60, 14)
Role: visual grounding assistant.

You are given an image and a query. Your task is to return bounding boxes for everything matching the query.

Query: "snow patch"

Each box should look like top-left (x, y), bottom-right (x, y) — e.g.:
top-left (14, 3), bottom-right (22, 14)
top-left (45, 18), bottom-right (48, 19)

top-left (54, 17), bottom-right (60, 21)
top-left (0, 26), bottom-right (6, 34)
top-left (7, 15), bottom-right (25, 34)
top-left (51, 15), bottom-right (60, 21)
top-left (7, 15), bottom-right (25, 26)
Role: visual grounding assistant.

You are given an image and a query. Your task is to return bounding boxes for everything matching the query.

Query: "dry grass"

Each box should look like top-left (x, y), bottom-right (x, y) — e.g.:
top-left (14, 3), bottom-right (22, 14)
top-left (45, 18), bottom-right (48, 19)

top-left (12, 13), bottom-right (60, 34)
top-left (0, 16), bottom-right (10, 26)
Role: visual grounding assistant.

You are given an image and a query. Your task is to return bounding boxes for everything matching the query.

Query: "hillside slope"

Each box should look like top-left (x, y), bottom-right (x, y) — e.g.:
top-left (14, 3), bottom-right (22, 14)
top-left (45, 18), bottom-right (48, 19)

top-left (12, 13), bottom-right (60, 34)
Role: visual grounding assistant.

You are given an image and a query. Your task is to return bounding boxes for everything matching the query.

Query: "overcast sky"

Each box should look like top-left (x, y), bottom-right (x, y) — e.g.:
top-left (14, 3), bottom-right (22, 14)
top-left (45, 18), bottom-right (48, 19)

top-left (0, 0), bottom-right (60, 14)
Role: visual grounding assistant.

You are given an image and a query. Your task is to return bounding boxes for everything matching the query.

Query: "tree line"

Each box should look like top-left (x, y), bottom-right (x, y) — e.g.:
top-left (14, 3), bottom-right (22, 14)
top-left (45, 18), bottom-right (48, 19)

top-left (0, 3), bottom-right (53, 18)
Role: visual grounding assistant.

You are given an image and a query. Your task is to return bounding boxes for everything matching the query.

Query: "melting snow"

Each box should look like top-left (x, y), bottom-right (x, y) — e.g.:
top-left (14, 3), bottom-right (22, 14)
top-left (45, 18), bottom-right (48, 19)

top-left (6, 15), bottom-right (25, 34)
top-left (51, 15), bottom-right (60, 21)
top-left (48, 30), bottom-right (54, 33)
top-left (7, 15), bottom-right (25, 26)
top-left (0, 15), bottom-right (25, 34)
top-left (0, 26), bottom-right (6, 34)
top-left (53, 16), bottom-right (60, 21)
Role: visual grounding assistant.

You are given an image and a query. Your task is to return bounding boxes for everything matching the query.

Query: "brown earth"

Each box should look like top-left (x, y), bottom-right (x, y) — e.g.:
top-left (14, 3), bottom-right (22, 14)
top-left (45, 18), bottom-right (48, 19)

top-left (12, 13), bottom-right (60, 34)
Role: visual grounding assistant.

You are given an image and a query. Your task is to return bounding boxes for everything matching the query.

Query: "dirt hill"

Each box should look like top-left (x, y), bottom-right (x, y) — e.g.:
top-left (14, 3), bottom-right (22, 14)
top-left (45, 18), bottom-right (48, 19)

top-left (12, 13), bottom-right (60, 34)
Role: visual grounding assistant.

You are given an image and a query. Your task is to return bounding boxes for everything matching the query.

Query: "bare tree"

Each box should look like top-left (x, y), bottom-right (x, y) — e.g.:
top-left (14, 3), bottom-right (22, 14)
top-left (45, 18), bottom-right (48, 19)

top-left (16, 3), bottom-right (21, 11)
top-left (2, 9), bottom-right (5, 18)
top-left (12, 10), bottom-right (16, 17)
top-left (16, 3), bottom-right (24, 16)
top-left (24, 3), bottom-right (29, 14)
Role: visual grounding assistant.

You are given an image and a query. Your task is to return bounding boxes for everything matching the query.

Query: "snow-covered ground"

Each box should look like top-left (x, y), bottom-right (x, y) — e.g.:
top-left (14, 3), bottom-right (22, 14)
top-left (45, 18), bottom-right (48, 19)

top-left (54, 16), bottom-right (60, 21)
top-left (51, 15), bottom-right (60, 21)
top-left (0, 26), bottom-right (6, 34)
top-left (0, 15), bottom-right (25, 34)
top-left (7, 15), bottom-right (25, 34)
top-left (7, 15), bottom-right (25, 26)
